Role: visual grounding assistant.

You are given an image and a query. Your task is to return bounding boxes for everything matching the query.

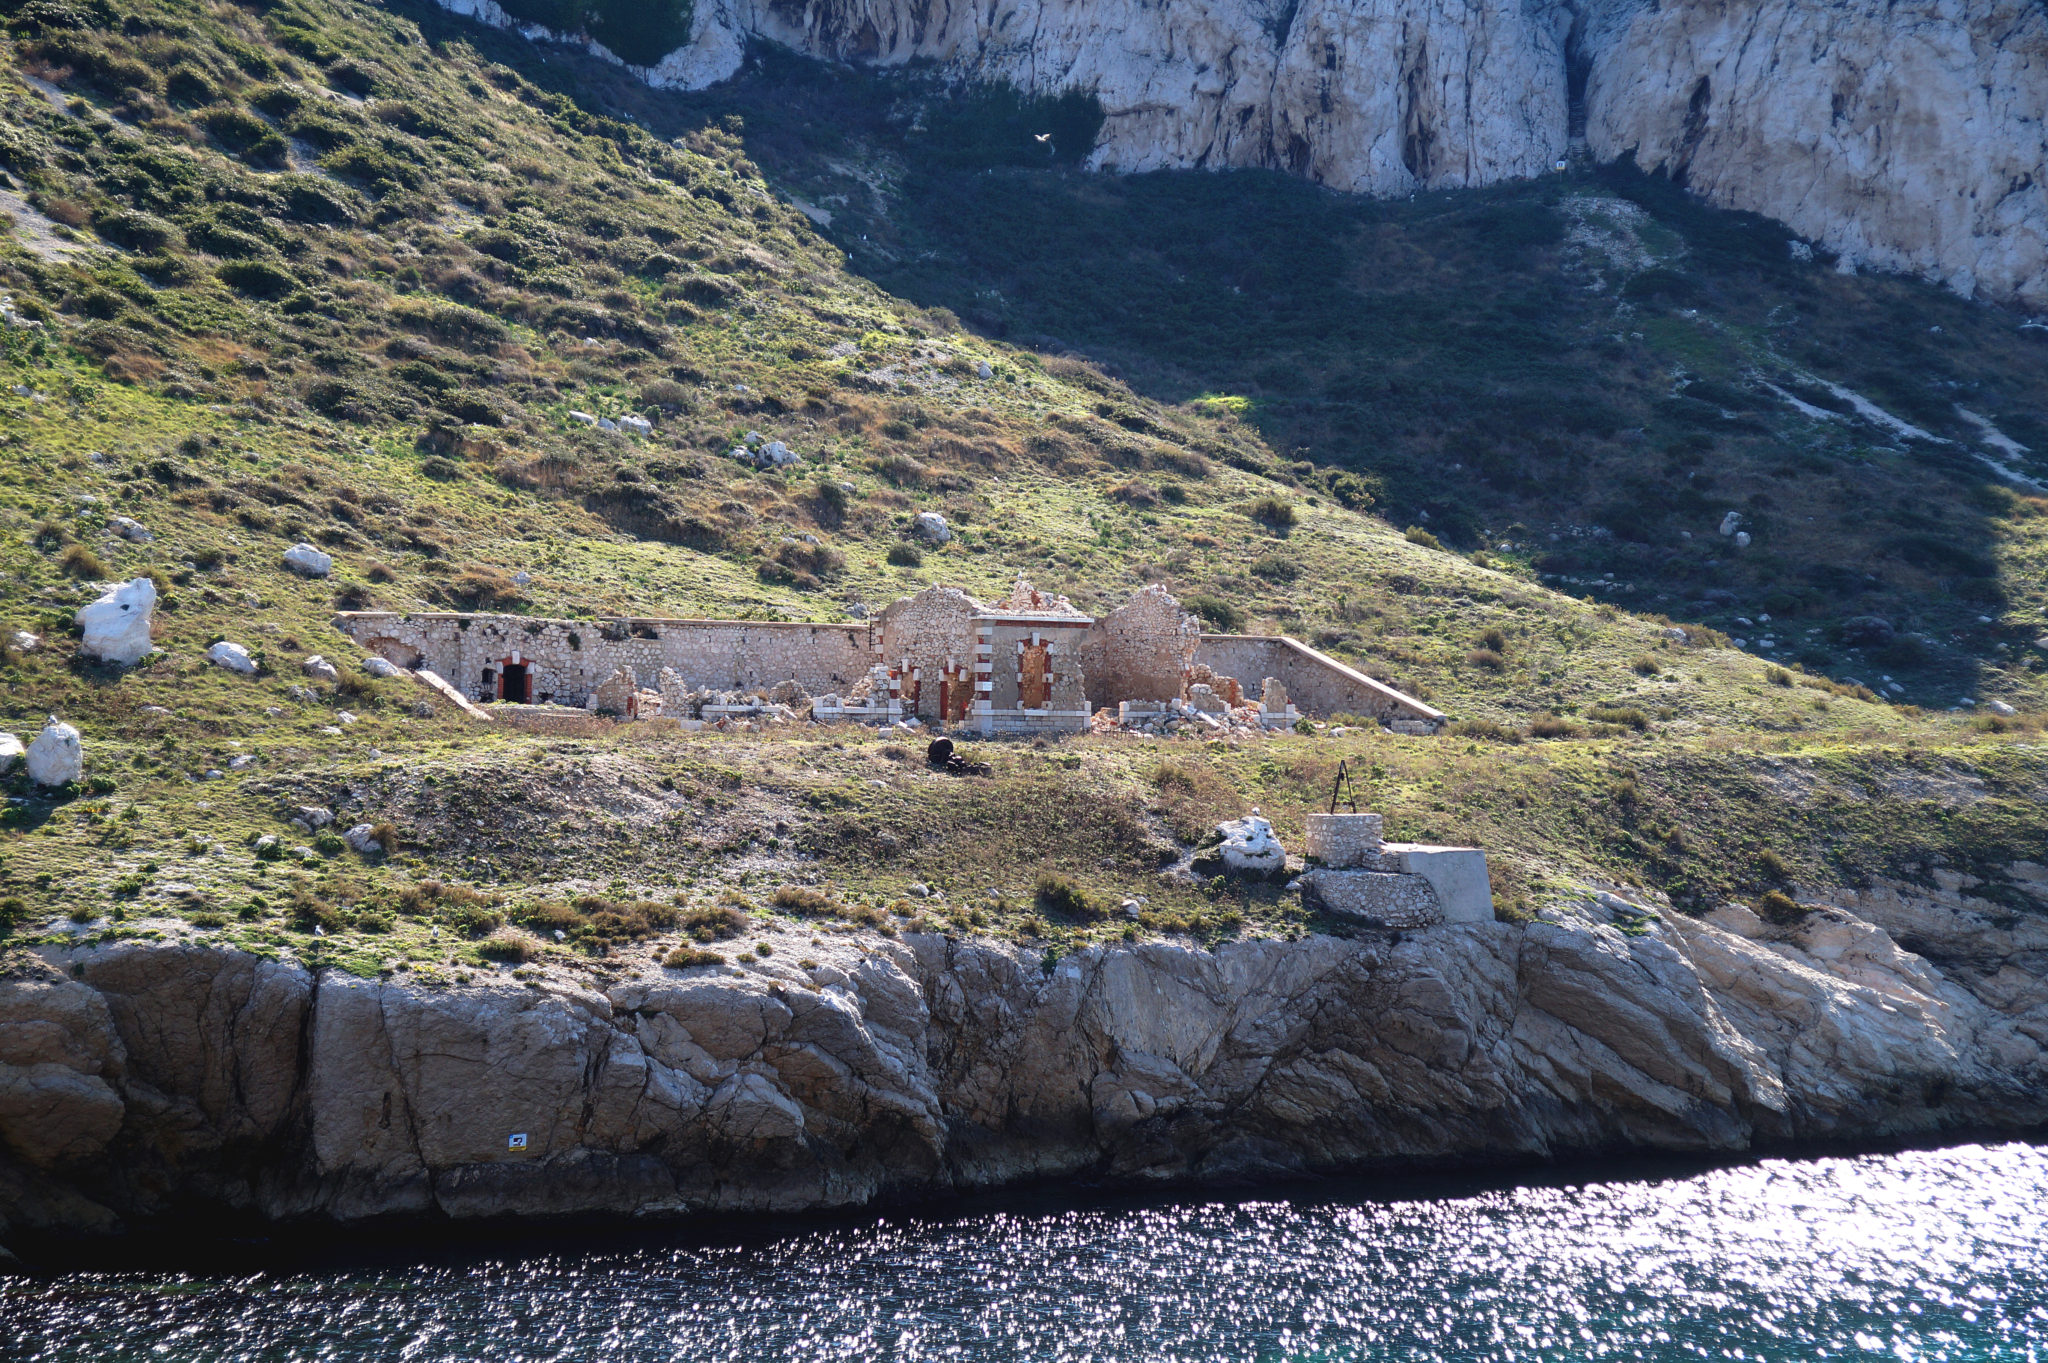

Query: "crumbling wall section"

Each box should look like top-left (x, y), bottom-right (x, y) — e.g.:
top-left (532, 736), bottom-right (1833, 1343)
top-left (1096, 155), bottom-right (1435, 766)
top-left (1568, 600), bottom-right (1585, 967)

top-left (1195, 635), bottom-right (1444, 729)
top-left (1077, 584), bottom-right (1201, 709)
top-left (876, 587), bottom-right (983, 723)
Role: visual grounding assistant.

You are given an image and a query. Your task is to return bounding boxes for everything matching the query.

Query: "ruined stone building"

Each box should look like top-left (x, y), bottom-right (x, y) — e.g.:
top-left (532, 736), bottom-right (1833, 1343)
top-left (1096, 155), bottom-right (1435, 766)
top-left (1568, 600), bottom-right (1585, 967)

top-left (335, 578), bottom-right (1444, 735)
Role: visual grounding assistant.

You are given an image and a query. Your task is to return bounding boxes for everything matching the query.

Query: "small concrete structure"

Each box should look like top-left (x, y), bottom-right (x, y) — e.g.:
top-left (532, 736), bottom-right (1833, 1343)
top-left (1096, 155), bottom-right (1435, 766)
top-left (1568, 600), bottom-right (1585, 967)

top-left (1298, 811), bottom-right (1492, 927)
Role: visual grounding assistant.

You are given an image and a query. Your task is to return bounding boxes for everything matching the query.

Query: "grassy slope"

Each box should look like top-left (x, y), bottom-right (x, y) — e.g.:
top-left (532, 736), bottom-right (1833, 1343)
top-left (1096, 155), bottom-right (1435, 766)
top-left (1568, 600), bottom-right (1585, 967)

top-left (680, 53), bottom-right (2048, 712)
top-left (0, 0), bottom-right (2041, 984)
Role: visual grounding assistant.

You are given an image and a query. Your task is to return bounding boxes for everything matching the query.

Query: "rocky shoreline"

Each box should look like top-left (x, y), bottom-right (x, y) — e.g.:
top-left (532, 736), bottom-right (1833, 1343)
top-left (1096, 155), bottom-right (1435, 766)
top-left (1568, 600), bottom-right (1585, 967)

top-left (3, 867), bottom-right (2045, 1262)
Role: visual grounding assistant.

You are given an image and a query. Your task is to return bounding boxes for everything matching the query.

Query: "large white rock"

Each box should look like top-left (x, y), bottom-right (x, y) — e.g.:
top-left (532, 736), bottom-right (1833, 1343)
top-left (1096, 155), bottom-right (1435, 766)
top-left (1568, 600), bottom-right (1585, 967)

top-left (0, 732), bottom-right (22, 773)
top-left (912, 511), bottom-right (952, 544)
top-left (207, 641), bottom-right (258, 675)
top-left (25, 718), bottom-right (81, 786)
top-left (1215, 810), bottom-right (1286, 876)
top-left (110, 515), bottom-right (152, 542)
top-left (74, 577), bottom-right (156, 666)
top-left (362, 656), bottom-right (404, 678)
top-left (283, 543), bottom-right (333, 578)
top-left (302, 655), bottom-right (340, 684)
top-left (8, 630), bottom-right (38, 652)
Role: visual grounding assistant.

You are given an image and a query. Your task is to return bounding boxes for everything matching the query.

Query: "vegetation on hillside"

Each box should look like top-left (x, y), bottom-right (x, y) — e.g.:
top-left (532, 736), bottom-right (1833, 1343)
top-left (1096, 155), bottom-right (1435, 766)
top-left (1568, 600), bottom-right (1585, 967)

top-left (0, 0), bottom-right (2042, 984)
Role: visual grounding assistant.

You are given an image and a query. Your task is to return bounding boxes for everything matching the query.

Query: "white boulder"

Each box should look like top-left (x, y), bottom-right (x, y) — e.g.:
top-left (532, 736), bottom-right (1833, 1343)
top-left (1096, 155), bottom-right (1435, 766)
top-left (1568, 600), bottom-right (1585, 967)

top-left (74, 577), bottom-right (157, 666)
top-left (302, 656), bottom-right (340, 684)
top-left (110, 516), bottom-right (152, 542)
top-left (1987, 699), bottom-right (2018, 717)
top-left (1718, 511), bottom-right (1743, 537)
top-left (567, 410), bottom-right (599, 428)
top-left (1215, 809), bottom-right (1286, 876)
top-left (283, 543), bottom-right (332, 578)
top-left (912, 511), bottom-right (952, 543)
top-left (362, 656), bottom-right (404, 678)
top-left (0, 732), bottom-right (21, 772)
top-left (207, 641), bottom-right (257, 675)
top-left (25, 717), bottom-right (82, 787)
top-left (619, 414), bottom-right (652, 435)
top-left (757, 440), bottom-right (800, 468)
top-left (1733, 531), bottom-right (1752, 548)
top-left (343, 823), bottom-right (383, 854)
top-left (976, 360), bottom-right (993, 379)
top-left (596, 417), bottom-right (620, 434)
top-left (8, 630), bottom-right (37, 652)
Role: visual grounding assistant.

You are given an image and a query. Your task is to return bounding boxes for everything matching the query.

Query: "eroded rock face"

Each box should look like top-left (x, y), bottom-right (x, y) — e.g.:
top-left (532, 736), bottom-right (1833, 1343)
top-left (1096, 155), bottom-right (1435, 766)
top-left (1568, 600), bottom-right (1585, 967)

top-left (1581, 0), bottom-right (2048, 306)
top-left (4, 874), bottom-right (2045, 1242)
top-left (441, 0), bottom-right (2046, 307)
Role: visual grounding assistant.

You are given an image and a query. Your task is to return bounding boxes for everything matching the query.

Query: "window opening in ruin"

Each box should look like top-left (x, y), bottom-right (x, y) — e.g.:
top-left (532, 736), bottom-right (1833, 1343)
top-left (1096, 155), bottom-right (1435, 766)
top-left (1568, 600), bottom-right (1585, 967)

top-left (501, 661), bottom-right (531, 704)
top-left (1019, 641), bottom-right (1051, 710)
top-left (479, 667), bottom-right (496, 703)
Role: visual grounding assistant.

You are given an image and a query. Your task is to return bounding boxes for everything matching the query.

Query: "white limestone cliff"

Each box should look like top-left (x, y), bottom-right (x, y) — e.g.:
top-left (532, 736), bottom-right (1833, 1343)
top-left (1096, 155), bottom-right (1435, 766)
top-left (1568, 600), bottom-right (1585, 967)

top-left (436, 0), bottom-right (2047, 307)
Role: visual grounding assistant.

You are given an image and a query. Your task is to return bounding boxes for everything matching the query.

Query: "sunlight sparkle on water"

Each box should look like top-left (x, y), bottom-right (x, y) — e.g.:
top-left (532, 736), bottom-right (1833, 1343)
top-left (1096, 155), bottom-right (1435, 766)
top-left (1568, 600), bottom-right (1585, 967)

top-left (3, 1144), bottom-right (2046, 1361)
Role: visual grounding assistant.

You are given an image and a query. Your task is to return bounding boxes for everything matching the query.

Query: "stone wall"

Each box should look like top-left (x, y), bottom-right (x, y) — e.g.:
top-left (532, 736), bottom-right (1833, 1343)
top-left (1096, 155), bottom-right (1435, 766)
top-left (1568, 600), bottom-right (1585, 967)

top-left (490, 705), bottom-right (613, 737)
top-left (337, 613), bottom-right (872, 708)
top-left (1077, 584), bottom-right (1201, 709)
top-left (1195, 635), bottom-right (1443, 729)
top-left (874, 588), bottom-right (980, 723)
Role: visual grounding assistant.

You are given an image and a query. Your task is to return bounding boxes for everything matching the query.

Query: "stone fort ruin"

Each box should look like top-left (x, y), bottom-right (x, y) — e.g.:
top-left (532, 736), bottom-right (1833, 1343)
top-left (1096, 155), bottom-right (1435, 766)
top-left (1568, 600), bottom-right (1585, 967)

top-left (336, 579), bottom-right (1444, 736)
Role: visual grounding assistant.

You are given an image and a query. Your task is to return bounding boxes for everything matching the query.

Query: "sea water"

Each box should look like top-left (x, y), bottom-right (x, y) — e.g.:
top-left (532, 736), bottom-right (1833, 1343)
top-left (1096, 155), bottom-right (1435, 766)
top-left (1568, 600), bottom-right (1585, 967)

top-left (4, 1142), bottom-right (2045, 1360)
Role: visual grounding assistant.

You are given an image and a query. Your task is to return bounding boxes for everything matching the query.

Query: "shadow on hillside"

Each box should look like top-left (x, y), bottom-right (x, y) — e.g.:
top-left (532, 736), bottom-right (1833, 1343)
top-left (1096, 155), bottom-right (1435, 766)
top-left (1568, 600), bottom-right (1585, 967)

top-left (404, 12), bottom-right (2048, 709)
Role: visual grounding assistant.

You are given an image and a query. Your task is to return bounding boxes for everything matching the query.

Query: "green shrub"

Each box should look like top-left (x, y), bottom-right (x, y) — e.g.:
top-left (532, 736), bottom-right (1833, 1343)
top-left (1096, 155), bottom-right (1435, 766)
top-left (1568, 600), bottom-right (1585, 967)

top-left (1183, 594), bottom-right (1244, 633)
top-left (886, 543), bottom-right (923, 568)
top-left (664, 945), bottom-right (723, 970)
top-left (1527, 713), bottom-right (1582, 739)
top-left (1448, 716), bottom-right (1520, 743)
top-left (1249, 496), bottom-right (1296, 528)
top-left (768, 885), bottom-right (832, 917)
top-left (1403, 525), bottom-right (1443, 550)
top-left (218, 259), bottom-right (297, 297)
top-left (58, 543), bottom-right (110, 578)
top-left (91, 208), bottom-right (180, 253)
top-left (1586, 705), bottom-right (1650, 731)
top-left (1755, 890), bottom-right (1804, 925)
top-left (478, 926), bottom-right (540, 962)
top-left (1034, 873), bottom-right (1099, 920)
top-left (1631, 654), bottom-right (1662, 676)
top-left (1466, 648), bottom-right (1505, 671)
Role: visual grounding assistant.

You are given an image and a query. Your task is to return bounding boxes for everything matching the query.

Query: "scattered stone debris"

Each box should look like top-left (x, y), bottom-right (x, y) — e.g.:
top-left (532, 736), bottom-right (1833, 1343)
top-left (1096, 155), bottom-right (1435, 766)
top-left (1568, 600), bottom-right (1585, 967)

top-left (74, 577), bottom-right (157, 667)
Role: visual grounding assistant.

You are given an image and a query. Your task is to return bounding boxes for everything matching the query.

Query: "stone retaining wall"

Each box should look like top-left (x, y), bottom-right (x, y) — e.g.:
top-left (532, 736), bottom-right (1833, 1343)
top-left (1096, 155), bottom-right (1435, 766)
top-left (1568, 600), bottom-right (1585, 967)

top-left (1195, 635), bottom-right (1444, 729)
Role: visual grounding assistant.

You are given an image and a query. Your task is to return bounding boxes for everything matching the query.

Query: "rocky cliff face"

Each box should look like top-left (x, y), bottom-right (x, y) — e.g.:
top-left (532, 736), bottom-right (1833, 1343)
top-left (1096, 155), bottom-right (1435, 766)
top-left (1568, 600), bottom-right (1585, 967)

top-left (1581, 0), bottom-right (2048, 305)
top-left (449, 0), bottom-right (2048, 306)
top-left (4, 868), bottom-right (2046, 1246)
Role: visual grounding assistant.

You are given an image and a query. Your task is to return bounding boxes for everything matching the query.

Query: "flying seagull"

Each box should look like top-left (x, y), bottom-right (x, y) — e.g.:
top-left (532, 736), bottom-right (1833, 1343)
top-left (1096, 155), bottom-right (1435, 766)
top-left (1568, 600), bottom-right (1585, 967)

top-left (1034, 133), bottom-right (1052, 144)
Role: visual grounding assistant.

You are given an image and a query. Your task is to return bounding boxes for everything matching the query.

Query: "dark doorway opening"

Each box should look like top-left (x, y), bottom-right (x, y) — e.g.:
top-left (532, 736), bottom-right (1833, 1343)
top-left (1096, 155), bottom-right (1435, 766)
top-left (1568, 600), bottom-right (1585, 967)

top-left (501, 662), bottom-right (531, 703)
